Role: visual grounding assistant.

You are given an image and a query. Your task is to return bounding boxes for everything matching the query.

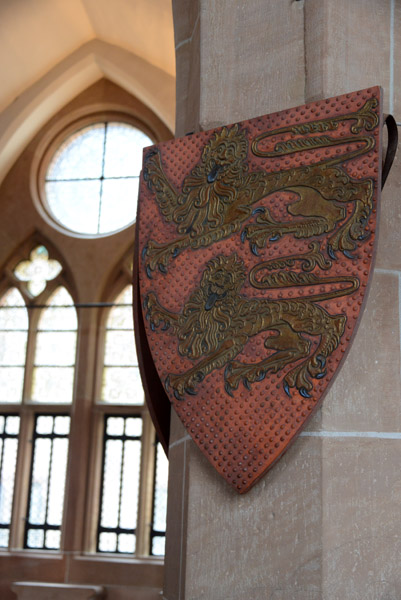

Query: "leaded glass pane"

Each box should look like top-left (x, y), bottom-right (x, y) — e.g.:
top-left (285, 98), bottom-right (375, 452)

top-left (118, 533), bottom-right (135, 553)
top-left (97, 416), bottom-right (142, 554)
top-left (46, 180), bottom-right (102, 236)
top-left (0, 367), bottom-right (25, 404)
top-left (28, 438), bottom-right (51, 525)
top-left (54, 416), bottom-right (70, 435)
top-left (98, 178), bottom-right (139, 234)
top-left (101, 285), bottom-right (143, 405)
top-left (32, 287), bottom-right (77, 404)
top-left (36, 415), bottom-right (54, 435)
top-left (27, 529), bottom-right (44, 549)
top-left (31, 367), bottom-right (74, 404)
top-left (0, 415), bottom-right (20, 548)
top-left (0, 529), bottom-right (9, 547)
top-left (103, 123), bottom-right (152, 178)
top-left (152, 536), bottom-right (166, 556)
top-left (151, 442), bottom-right (168, 556)
top-left (5, 416), bottom-right (19, 435)
top-left (101, 367), bottom-right (143, 404)
top-left (35, 332), bottom-right (77, 366)
top-left (100, 439), bottom-right (122, 530)
top-left (125, 417), bottom-right (142, 437)
top-left (99, 532), bottom-right (117, 553)
top-left (14, 246), bottom-right (62, 297)
top-left (107, 288), bottom-right (133, 329)
top-left (104, 331), bottom-right (137, 366)
top-left (106, 417), bottom-right (124, 437)
top-left (0, 288), bottom-right (28, 329)
top-left (46, 124), bottom-right (105, 180)
top-left (0, 332), bottom-right (28, 366)
top-left (25, 415), bottom-right (70, 550)
top-left (38, 287), bottom-right (77, 331)
top-left (47, 438), bottom-right (68, 525)
top-left (0, 289), bottom-right (28, 404)
top-left (119, 440), bottom-right (140, 530)
top-left (45, 529), bottom-right (61, 550)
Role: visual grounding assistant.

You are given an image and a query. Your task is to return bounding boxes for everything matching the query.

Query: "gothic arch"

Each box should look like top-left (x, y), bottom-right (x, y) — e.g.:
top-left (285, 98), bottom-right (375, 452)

top-left (0, 39), bottom-right (175, 187)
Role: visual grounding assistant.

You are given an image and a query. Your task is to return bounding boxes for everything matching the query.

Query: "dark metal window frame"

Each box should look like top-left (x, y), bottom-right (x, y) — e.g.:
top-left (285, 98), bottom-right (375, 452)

top-left (0, 414), bottom-right (20, 543)
top-left (96, 413), bottom-right (143, 554)
top-left (149, 440), bottom-right (166, 556)
top-left (23, 413), bottom-right (70, 550)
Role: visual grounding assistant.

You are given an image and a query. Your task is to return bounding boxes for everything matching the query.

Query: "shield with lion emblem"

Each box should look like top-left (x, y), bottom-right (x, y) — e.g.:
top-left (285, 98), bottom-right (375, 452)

top-left (133, 86), bottom-right (396, 493)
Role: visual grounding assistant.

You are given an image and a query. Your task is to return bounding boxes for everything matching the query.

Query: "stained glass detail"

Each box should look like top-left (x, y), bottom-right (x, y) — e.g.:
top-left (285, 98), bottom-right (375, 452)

top-left (0, 415), bottom-right (20, 548)
top-left (0, 288), bottom-right (28, 403)
top-left (24, 414), bottom-right (70, 550)
top-left (14, 246), bottom-right (62, 297)
top-left (45, 122), bottom-right (152, 236)
top-left (151, 442), bottom-right (168, 556)
top-left (101, 286), bottom-right (143, 405)
top-left (97, 415), bottom-right (142, 554)
top-left (31, 287), bottom-right (77, 404)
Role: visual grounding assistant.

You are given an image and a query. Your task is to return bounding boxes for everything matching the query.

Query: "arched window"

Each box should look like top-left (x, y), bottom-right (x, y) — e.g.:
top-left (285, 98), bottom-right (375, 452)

top-left (32, 287), bottom-right (77, 404)
top-left (0, 80), bottom-right (172, 595)
top-left (0, 288), bottom-right (28, 404)
top-left (94, 283), bottom-right (168, 556)
top-left (0, 288), bottom-right (27, 546)
top-left (0, 248), bottom-right (77, 551)
top-left (0, 242), bottom-right (168, 558)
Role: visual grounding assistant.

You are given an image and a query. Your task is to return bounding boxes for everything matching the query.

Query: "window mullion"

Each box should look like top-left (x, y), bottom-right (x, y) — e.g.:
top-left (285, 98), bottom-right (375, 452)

top-left (61, 306), bottom-right (97, 553)
top-left (9, 301), bottom-right (38, 549)
top-left (21, 306), bottom-right (40, 405)
top-left (9, 407), bottom-right (34, 549)
top-left (135, 411), bottom-right (156, 557)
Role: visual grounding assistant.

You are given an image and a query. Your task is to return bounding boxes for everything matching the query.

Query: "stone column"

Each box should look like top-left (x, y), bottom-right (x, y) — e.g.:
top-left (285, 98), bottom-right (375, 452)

top-left (164, 2), bottom-right (401, 599)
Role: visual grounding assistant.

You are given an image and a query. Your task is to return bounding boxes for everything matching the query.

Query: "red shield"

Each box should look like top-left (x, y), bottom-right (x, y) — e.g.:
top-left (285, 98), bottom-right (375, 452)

top-left (134, 87), bottom-right (391, 493)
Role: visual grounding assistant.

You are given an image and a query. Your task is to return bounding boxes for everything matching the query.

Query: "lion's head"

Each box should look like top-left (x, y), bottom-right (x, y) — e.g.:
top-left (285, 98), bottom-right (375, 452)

top-left (177, 254), bottom-right (246, 359)
top-left (173, 125), bottom-right (249, 236)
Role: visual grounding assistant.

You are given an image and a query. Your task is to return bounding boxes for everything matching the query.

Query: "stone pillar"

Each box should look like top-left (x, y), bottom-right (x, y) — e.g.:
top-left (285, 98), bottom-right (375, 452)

top-left (164, 2), bottom-right (401, 599)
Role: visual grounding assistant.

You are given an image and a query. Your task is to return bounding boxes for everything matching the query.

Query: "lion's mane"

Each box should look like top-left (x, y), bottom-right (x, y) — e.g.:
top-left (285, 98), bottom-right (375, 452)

top-left (173, 125), bottom-right (249, 236)
top-left (176, 255), bottom-right (247, 359)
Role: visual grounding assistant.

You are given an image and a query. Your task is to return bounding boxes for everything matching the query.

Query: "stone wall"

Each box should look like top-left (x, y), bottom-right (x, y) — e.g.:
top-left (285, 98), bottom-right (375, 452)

top-left (164, 1), bottom-right (401, 599)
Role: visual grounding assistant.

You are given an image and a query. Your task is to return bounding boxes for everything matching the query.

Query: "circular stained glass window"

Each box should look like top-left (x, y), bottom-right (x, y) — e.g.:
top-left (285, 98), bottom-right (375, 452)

top-left (44, 122), bottom-right (153, 236)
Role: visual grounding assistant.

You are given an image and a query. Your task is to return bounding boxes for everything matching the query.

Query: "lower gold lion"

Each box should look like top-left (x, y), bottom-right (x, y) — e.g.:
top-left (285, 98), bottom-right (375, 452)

top-left (144, 254), bottom-right (355, 401)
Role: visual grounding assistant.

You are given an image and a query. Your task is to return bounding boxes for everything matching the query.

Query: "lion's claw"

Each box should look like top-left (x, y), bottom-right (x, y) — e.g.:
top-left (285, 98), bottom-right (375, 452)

top-left (251, 244), bottom-right (259, 257)
top-left (174, 389), bottom-right (185, 402)
top-left (299, 387), bottom-right (311, 398)
top-left (327, 244), bottom-right (337, 260)
top-left (243, 378), bottom-right (251, 391)
top-left (225, 381), bottom-right (234, 397)
top-left (185, 387), bottom-right (197, 396)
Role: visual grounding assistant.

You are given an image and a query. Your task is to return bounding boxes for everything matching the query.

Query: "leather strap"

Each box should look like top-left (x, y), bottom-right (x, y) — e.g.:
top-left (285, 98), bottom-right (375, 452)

top-left (382, 114), bottom-right (398, 189)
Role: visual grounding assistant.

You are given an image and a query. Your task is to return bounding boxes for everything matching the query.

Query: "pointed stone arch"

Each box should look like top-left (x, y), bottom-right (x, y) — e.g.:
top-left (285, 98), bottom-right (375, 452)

top-left (0, 40), bottom-right (175, 187)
